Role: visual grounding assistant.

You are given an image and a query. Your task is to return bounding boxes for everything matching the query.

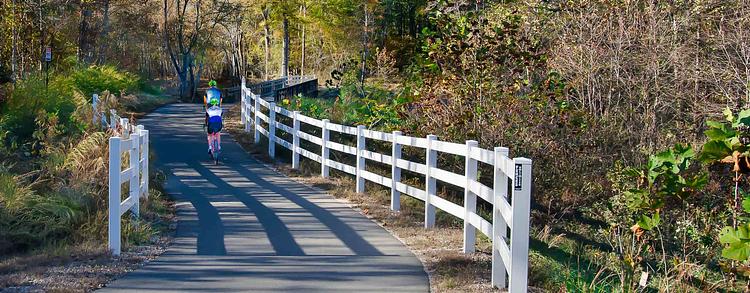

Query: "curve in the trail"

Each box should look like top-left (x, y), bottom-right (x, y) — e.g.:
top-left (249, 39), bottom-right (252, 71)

top-left (99, 104), bottom-right (430, 292)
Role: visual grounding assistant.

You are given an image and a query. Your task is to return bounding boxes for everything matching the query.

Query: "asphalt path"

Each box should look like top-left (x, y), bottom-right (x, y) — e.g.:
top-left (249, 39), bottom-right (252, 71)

top-left (99, 104), bottom-right (430, 292)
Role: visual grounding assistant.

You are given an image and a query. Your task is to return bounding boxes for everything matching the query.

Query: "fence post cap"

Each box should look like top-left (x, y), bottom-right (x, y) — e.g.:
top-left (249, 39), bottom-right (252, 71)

top-left (513, 157), bottom-right (532, 165)
top-left (426, 134), bottom-right (437, 140)
top-left (494, 146), bottom-right (509, 152)
top-left (466, 140), bottom-right (479, 146)
top-left (392, 130), bottom-right (402, 135)
top-left (322, 119), bottom-right (330, 122)
top-left (357, 125), bottom-right (365, 130)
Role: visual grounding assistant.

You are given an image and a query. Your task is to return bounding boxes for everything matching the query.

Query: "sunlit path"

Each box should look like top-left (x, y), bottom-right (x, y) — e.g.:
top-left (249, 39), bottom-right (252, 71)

top-left (99, 104), bottom-right (429, 292)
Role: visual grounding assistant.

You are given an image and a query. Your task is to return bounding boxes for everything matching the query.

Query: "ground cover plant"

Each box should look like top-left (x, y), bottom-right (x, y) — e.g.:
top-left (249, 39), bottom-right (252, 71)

top-left (0, 61), bottom-right (176, 290)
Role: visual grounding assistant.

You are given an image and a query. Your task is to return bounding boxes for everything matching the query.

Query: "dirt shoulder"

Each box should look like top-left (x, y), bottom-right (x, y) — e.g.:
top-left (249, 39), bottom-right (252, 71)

top-left (0, 86), bottom-right (178, 292)
top-left (223, 104), bottom-right (500, 293)
top-left (0, 189), bottom-right (176, 293)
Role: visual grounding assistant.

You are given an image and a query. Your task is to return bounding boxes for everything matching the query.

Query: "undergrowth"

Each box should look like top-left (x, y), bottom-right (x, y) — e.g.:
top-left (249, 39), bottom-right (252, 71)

top-left (0, 60), bottom-right (175, 258)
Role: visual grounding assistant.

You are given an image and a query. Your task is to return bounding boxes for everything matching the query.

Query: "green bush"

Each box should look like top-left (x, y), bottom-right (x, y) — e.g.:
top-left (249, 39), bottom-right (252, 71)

top-left (0, 74), bottom-right (81, 149)
top-left (70, 65), bottom-right (139, 96)
top-left (286, 71), bottom-right (405, 131)
top-left (0, 63), bottom-right (139, 150)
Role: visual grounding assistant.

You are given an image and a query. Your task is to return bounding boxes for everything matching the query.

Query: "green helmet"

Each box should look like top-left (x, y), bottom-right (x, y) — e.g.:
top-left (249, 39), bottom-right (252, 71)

top-left (209, 97), bottom-right (220, 106)
top-left (208, 80), bottom-right (217, 87)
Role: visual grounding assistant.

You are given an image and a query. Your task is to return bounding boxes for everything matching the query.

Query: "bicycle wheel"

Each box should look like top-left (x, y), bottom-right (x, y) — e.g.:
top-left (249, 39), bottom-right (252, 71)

top-left (213, 139), bottom-right (220, 165)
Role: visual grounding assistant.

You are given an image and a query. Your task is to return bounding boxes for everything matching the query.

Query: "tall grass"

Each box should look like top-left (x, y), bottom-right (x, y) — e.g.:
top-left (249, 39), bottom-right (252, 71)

top-left (0, 60), bottom-right (168, 257)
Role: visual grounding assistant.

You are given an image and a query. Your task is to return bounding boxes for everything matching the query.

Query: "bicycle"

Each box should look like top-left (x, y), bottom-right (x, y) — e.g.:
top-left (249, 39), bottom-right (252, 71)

top-left (209, 135), bottom-right (220, 165)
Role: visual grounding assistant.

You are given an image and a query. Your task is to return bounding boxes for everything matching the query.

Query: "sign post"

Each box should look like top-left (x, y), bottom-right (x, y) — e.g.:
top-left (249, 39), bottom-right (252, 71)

top-left (44, 47), bottom-right (51, 89)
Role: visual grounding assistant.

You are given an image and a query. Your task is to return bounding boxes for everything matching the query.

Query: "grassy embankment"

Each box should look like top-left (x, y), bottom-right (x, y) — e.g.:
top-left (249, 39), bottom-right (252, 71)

top-left (0, 64), bottom-right (177, 291)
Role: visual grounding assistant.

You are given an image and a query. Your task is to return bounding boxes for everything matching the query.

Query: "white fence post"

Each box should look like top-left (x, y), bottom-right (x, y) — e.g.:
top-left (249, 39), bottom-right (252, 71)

top-left (463, 140), bottom-right (478, 253)
top-left (244, 92), bottom-right (252, 133)
top-left (268, 102), bottom-right (276, 158)
top-left (108, 136), bottom-right (122, 256)
top-left (240, 77), bottom-right (247, 126)
top-left (130, 128), bottom-right (140, 218)
top-left (254, 94), bottom-right (261, 144)
top-left (321, 119), bottom-right (330, 178)
top-left (509, 158), bottom-right (532, 293)
top-left (356, 125), bottom-right (366, 193)
top-left (492, 147), bottom-right (510, 289)
top-left (292, 111), bottom-right (300, 169)
top-left (92, 94), bottom-right (99, 126)
top-left (424, 135), bottom-right (437, 228)
top-left (390, 131), bottom-right (402, 211)
top-left (109, 110), bottom-right (117, 130)
top-left (120, 118), bottom-right (129, 135)
top-left (141, 128), bottom-right (149, 199)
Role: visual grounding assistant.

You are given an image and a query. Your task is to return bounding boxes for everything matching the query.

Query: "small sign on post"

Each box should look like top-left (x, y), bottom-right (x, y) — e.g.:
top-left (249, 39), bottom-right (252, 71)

top-left (514, 164), bottom-right (523, 190)
top-left (44, 47), bottom-right (51, 89)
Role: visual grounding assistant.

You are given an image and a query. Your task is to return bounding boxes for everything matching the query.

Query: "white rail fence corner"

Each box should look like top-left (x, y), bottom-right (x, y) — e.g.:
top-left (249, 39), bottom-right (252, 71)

top-left (240, 77), bottom-right (533, 292)
top-left (95, 95), bottom-right (150, 256)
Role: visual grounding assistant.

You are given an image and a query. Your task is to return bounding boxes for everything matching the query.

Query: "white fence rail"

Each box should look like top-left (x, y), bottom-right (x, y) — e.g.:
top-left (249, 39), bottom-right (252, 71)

top-left (240, 78), bottom-right (532, 291)
top-left (96, 96), bottom-right (150, 256)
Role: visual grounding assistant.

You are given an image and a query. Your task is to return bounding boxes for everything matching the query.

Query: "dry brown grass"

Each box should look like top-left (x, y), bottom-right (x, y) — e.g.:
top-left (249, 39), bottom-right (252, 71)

top-left (0, 233), bottom-right (172, 293)
top-left (224, 104), bottom-right (501, 292)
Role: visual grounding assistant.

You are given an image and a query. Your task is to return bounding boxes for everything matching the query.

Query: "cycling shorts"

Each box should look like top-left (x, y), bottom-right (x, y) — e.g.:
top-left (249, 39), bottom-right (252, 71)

top-left (207, 120), bottom-right (223, 134)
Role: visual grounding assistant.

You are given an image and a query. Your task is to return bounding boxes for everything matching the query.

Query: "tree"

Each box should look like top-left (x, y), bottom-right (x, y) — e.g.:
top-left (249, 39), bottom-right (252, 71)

top-left (162, 0), bottom-right (233, 100)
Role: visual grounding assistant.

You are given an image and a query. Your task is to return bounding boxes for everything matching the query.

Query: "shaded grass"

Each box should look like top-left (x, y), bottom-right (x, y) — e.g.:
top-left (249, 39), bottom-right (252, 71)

top-left (0, 170), bottom-right (176, 292)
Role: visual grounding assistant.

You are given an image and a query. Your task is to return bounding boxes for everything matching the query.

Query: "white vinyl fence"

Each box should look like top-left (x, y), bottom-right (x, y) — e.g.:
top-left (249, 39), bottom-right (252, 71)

top-left (240, 78), bottom-right (533, 292)
top-left (95, 96), bottom-right (150, 256)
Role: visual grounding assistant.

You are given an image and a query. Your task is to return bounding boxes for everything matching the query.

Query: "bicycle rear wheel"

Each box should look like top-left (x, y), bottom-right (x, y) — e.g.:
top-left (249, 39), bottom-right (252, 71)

top-left (213, 139), bottom-right (220, 165)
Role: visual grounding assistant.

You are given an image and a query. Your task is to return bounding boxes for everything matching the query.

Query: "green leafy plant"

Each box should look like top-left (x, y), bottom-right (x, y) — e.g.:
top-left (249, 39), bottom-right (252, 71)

top-left (699, 108), bottom-right (750, 166)
top-left (623, 144), bottom-right (707, 230)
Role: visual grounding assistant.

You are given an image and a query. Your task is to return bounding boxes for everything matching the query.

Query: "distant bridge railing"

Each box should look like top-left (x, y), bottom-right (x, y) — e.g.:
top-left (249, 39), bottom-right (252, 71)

top-left (240, 77), bottom-right (532, 292)
top-left (247, 75), bottom-right (318, 101)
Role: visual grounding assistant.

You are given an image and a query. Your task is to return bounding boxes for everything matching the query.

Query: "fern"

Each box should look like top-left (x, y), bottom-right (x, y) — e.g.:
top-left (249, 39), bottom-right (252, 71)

top-left (64, 132), bottom-right (108, 172)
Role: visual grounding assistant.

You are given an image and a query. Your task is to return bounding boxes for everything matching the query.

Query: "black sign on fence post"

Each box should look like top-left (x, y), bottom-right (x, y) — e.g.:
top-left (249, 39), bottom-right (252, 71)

top-left (514, 164), bottom-right (523, 190)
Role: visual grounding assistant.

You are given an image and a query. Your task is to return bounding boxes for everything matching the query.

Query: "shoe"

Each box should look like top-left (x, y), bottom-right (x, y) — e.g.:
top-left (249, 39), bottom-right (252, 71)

top-left (208, 148), bottom-right (212, 154)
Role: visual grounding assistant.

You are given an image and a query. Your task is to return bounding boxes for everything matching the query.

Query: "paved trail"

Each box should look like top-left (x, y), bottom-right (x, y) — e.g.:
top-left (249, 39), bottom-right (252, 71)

top-left (100, 104), bottom-right (429, 292)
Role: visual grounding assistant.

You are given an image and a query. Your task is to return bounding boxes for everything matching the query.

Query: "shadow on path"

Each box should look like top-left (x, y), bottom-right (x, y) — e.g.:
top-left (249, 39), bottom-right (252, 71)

top-left (189, 161), bottom-right (305, 256)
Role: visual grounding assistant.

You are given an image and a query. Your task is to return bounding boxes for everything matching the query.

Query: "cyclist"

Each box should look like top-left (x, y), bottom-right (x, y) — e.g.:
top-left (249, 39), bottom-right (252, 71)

top-left (204, 80), bottom-right (223, 156)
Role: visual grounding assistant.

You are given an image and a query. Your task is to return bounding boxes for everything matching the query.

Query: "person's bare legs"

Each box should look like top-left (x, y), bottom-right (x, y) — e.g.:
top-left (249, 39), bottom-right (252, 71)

top-left (207, 133), bottom-right (220, 152)
top-left (216, 132), bottom-right (221, 150)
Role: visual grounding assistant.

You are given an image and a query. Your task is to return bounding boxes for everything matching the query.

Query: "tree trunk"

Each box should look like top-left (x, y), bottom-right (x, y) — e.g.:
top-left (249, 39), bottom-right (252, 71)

top-left (281, 16), bottom-right (289, 77)
top-left (262, 7), bottom-right (270, 80)
top-left (361, 4), bottom-right (369, 87)
top-left (97, 0), bottom-right (110, 64)
top-left (78, 8), bottom-right (91, 64)
top-left (194, 59), bottom-right (203, 99)
top-left (301, 2), bottom-right (306, 76)
top-left (38, 0), bottom-right (43, 71)
top-left (238, 26), bottom-right (245, 78)
top-left (11, 0), bottom-right (17, 81)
